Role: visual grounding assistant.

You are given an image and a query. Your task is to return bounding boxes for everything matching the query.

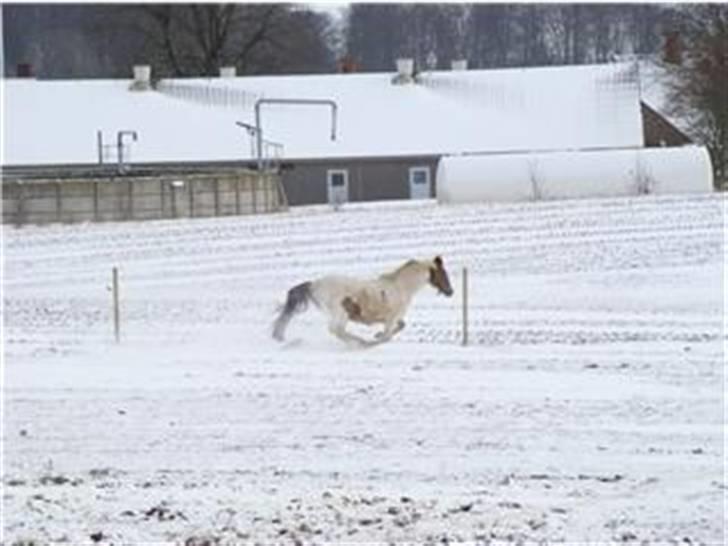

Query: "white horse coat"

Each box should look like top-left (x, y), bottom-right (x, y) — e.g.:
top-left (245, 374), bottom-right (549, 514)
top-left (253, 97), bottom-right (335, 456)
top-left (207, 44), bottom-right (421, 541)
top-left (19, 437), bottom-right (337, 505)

top-left (272, 256), bottom-right (453, 347)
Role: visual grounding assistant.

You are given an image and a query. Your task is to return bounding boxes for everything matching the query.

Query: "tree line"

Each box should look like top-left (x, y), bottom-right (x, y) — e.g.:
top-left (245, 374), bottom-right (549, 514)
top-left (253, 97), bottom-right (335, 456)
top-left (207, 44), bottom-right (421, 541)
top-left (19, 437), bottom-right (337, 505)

top-left (2, 4), bottom-right (336, 78)
top-left (3, 3), bottom-right (675, 78)
top-left (345, 3), bottom-right (669, 71)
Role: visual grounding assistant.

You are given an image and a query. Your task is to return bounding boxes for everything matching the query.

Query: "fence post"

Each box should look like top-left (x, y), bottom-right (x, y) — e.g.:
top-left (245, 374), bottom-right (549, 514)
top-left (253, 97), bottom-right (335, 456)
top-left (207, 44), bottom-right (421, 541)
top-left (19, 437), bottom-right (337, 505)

top-left (462, 266), bottom-right (469, 346)
top-left (112, 267), bottom-right (121, 343)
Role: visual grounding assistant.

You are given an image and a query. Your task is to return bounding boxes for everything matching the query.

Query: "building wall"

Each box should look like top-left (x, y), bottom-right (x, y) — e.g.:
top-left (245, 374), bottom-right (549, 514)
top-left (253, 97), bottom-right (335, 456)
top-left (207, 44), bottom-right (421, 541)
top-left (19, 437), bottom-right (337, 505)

top-left (2, 170), bottom-right (285, 226)
top-left (641, 102), bottom-right (692, 147)
top-left (281, 156), bottom-right (440, 206)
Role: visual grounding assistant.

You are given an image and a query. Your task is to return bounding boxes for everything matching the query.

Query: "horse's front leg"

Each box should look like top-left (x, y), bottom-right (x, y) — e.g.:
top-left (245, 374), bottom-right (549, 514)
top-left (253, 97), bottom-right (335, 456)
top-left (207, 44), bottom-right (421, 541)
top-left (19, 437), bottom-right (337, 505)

top-left (375, 318), bottom-right (406, 341)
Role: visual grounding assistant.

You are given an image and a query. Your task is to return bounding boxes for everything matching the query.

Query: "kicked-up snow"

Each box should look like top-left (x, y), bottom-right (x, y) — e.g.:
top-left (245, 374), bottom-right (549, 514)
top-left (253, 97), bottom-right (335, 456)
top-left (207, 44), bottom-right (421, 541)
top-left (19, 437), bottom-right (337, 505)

top-left (2, 193), bottom-right (725, 544)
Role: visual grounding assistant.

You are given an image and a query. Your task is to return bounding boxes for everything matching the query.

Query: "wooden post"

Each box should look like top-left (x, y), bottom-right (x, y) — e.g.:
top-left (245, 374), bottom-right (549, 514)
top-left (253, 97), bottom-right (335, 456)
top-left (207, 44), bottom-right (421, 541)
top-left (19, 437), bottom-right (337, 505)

top-left (112, 267), bottom-right (120, 343)
top-left (462, 266), bottom-right (469, 346)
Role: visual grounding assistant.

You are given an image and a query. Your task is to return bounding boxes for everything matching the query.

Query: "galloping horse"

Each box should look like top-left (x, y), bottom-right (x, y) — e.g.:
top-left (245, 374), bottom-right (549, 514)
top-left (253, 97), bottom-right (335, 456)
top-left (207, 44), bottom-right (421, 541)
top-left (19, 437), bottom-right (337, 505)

top-left (272, 256), bottom-right (453, 347)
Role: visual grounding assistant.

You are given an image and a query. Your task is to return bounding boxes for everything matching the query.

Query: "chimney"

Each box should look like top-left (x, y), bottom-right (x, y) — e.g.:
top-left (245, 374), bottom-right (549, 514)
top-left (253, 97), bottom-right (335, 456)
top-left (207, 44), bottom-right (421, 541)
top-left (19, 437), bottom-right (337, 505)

top-left (129, 65), bottom-right (151, 91)
top-left (337, 55), bottom-right (359, 74)
top-left (451, 59), bottom-right (468, 71)
top-left (219, 66), bottom-right (236, 78)
top-left (392, 58), bottom-right (415, 84)
top-left (16, 63), bottom-right (34, 78)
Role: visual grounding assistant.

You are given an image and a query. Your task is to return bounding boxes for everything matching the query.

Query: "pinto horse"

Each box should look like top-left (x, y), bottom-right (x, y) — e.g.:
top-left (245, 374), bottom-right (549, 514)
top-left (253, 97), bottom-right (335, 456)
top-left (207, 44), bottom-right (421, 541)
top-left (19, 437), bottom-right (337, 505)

top-left (272, 256), bottom-right (454, 347)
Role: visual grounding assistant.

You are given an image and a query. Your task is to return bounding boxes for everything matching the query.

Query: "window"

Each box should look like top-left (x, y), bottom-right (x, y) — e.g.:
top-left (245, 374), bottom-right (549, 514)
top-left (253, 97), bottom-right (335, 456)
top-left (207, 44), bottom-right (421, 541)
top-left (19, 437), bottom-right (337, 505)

top-left (330, 172), bottom-right (346, 187)
top-left (410, 167), bottom-right (430, 185)
top-left (412, 170), bottom-right (428, 184)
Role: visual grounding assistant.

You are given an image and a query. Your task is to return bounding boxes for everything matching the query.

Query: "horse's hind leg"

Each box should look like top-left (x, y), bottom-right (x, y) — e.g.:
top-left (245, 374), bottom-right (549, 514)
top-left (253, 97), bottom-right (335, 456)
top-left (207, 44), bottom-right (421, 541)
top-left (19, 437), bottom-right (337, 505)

top-left (328, 316), bottom-right (374, 348)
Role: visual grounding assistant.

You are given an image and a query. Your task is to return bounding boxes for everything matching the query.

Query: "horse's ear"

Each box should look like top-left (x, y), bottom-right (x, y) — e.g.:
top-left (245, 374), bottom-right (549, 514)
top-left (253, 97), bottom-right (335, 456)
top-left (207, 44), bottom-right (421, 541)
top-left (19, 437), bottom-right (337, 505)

top-left (434, 256), bottom-right (443, 267)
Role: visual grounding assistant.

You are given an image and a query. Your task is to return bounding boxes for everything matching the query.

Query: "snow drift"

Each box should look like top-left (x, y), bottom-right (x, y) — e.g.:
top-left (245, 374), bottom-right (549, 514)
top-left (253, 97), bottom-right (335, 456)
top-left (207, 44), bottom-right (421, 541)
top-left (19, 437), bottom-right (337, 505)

top-left (436, 146), bottom-right (713, 204)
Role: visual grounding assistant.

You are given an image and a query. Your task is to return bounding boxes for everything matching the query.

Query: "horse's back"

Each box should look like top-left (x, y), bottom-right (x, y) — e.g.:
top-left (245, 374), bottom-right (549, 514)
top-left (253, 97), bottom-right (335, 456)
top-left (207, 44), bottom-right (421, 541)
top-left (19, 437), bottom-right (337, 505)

top-left (311, 275), bottom-right (378, 310)
top-left (314, 275), bottom-right (370, 292)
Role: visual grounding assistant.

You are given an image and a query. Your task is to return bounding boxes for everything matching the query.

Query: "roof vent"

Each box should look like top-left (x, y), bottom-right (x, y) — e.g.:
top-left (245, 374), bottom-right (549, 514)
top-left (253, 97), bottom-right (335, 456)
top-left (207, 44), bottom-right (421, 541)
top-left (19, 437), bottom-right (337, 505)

top-left (220, 66), bottom-right (236, 78)
top-left (130, 65), bottom-right (151, 91)
top-left (392, 58), bottom-right (414, 85)
top-left (451, 59), bottom-right (468, 71)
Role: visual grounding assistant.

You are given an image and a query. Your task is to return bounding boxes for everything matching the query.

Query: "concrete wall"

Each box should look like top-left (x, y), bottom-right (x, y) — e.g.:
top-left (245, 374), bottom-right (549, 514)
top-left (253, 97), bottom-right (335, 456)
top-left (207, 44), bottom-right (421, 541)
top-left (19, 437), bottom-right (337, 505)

top-left (281, 156), bottom-right (440, 206)
top-left (2, 170), bottom-right (285, 226)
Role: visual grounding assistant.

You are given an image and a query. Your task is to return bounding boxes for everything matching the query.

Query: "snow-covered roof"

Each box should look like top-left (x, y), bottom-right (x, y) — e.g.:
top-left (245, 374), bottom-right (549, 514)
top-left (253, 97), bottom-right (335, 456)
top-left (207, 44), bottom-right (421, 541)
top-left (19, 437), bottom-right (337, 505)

top-left (638, 58), bottom-right (691, 135)
top-left (2, 63), bottom-right (644, 167)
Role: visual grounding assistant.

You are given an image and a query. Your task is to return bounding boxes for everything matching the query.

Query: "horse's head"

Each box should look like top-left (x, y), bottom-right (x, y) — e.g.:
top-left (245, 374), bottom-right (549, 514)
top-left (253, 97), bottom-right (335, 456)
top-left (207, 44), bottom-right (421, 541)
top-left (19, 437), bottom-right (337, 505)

top-left (429, 256), bottom-right (454, 297)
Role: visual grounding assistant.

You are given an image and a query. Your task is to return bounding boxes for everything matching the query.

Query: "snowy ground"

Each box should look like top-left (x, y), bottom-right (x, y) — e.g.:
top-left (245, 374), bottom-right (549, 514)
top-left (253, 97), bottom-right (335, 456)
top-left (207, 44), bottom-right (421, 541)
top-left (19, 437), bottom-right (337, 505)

top-left (2, 193), bottom-right (725, 544)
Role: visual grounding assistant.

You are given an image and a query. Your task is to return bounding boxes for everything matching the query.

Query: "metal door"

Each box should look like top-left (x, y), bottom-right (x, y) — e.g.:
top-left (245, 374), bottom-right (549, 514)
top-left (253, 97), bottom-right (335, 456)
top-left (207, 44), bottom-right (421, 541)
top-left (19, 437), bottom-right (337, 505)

top-left (327, 169), bottom-right (349, 205)
top-left (409, 166), bottom-right (431, 199)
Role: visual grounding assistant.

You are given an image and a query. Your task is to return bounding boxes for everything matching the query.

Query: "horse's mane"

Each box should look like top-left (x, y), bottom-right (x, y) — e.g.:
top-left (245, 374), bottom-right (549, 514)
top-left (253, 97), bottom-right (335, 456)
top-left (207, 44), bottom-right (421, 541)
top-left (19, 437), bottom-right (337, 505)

top-left (379, 259), bottom-right (421, 281)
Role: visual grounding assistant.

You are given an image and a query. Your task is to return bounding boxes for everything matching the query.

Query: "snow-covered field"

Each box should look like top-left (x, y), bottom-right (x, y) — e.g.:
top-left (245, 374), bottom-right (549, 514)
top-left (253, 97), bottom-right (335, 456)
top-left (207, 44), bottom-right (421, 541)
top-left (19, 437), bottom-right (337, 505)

top-left (2, 194), bottom-right (725, 544)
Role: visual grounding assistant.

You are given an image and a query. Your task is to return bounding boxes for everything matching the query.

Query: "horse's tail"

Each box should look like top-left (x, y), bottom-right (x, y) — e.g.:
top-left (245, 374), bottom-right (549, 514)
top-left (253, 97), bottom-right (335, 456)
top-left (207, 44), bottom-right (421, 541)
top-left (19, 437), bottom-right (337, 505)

top-left (272, 281), bottom-right (313, 342)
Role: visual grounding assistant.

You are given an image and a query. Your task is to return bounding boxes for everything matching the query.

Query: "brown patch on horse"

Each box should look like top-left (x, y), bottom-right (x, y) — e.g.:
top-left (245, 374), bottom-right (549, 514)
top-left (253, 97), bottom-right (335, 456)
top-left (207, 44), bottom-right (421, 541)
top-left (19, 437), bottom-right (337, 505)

top-left (341, 296), bottom-right (363, 320)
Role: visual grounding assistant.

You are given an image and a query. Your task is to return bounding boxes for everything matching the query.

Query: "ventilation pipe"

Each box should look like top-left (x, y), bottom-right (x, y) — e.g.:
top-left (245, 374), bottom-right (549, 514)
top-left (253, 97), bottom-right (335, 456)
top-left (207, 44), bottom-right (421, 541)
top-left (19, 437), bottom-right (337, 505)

top-left (254, 98), bottom-right (338, 172)
top-left (130, 65), bottom-right (151, 91)
top-left (393, 58), bottom-right (415, 84)
top-left (220, 66), bottom-right (236, 78)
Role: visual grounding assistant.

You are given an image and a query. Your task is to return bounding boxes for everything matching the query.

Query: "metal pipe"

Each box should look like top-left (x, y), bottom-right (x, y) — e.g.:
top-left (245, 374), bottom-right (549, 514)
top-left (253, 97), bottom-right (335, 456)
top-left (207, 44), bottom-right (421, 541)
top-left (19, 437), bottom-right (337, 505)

top-left (97, 131), bottom-right (104, 164)
top-left (117, 130), bottom-right (138, 173)
top-left (236, 121), bottom-right (283, 163)
top-left (254, 98), bottom-right (338, 172)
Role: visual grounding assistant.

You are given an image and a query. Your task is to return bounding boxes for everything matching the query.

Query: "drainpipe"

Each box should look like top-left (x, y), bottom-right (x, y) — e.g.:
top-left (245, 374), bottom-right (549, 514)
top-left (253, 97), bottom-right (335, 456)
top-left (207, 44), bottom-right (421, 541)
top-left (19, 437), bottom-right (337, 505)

top-left (254, 98), bottom-right (337, 172)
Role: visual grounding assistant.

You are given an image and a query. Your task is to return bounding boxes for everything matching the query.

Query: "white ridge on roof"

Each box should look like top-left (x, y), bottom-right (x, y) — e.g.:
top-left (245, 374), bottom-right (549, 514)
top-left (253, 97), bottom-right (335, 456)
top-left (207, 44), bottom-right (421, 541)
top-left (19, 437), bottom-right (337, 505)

top-left (2, 63), bottom-right (643, 167)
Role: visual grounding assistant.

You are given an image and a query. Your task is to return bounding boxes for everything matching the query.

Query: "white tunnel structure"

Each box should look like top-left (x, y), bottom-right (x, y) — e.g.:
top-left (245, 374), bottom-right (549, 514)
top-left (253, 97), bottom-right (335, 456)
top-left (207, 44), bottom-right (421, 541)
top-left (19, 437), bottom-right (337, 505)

top-left (436, 146), bottom-right (714, 204)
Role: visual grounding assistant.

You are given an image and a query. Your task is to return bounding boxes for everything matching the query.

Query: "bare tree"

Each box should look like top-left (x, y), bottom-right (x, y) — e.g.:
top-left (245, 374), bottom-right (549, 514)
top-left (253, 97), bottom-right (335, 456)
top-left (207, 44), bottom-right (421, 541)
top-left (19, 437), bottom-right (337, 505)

top-left (665, 5), bottom-right (728, 187)
top-left (342, 3), bottom-right (672, 72)
top-left (345, 4), bottom-right (410, 71)
top-left (135, 4), bottom-right (291, 77)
